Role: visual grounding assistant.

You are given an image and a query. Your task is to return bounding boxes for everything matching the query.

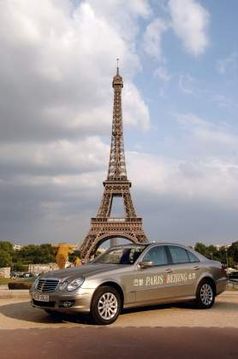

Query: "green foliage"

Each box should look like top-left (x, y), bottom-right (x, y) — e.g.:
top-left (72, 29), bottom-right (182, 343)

top-left (0, 241), bottom-right (13, 267)
top-left (0, 241), bottom-right (13, 253)
top-left (0, 250), bottom-right (12, 267)
top-left (11, 262), bottom-right (28, 272)
top-left (0, 241), bottom-right (56, 269)
top-left (68, 250), bottom-right (81, 262)
top-left (194, 242), bottom-right (209, 257)
top-left (16, 244), bottom-right (55, 264)
top-left (228, 242), bottom-right (238, 264)
top-left (194, 242), bottom-right (235, 267)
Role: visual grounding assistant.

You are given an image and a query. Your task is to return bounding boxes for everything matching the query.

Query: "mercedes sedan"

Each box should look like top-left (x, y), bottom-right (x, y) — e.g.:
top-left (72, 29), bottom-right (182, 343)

top-left (30, 242), bottom-right (228, 325)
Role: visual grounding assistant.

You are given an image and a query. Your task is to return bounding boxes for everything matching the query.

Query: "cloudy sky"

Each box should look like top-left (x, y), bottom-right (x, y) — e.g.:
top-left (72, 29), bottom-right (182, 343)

top-left (0, 0), bottom-right (237, 247)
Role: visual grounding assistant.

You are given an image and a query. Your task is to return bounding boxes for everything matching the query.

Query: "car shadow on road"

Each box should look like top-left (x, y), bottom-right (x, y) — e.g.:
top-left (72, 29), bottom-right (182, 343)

top-left (0, 298), bottom-right (237, 327)
top-left (122, 298), bottom-right (238, 316)
top-left (0, 301), bottom-right (92, 325)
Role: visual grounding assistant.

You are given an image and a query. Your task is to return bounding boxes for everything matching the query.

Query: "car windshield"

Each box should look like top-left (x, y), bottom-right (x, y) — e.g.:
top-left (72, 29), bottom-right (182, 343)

top-left (93, 246), bottom-right (146, 265)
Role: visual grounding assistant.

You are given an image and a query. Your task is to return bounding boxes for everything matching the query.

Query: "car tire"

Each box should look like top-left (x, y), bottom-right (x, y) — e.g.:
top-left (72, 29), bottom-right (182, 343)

top-left (91, 286), bottom-right (121, 325)
top-left (195, 280), bottom-right (215, 309)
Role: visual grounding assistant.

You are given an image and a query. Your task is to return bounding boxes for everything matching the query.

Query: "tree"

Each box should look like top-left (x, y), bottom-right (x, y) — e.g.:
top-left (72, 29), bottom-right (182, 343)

top-left (16, 244), bottom-right (55, 264)
top-left (206, 245), bottom-right (220, 261)
top-left (0, 241), bottom-right (13, 267)
top-left (0, 241), bottom-right (13, 254)
top-left (11, 261), bottom-right (27, 272)
top-left (194, 242), bottom-right (209, 257)
top-left (0, 251), bottom-right (12, 267)
top-left (228, 242), bottom-right (238, 265)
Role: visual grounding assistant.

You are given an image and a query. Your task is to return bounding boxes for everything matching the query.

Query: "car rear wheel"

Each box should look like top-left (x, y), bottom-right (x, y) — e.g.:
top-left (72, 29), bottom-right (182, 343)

top-left (196, 280), bottom-right (215, 309)
top-left (91, 286), bottom-right (121, 325)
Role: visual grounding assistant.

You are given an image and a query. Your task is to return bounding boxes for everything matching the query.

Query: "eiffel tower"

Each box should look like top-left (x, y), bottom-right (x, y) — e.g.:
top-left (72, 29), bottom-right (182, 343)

top-left (80, 62), bottom-right (148, 262)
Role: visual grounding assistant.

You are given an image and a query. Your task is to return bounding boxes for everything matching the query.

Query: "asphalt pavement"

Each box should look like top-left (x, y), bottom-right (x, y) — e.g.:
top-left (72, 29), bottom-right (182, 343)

top-left (0, 327), bottom-right (238, 359)
top-left (0, 290), bottom-right (237, 358)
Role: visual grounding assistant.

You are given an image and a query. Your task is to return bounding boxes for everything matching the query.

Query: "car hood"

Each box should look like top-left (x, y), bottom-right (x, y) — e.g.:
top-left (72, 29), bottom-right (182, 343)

top-left (41, 264), bottom-right (129, 281)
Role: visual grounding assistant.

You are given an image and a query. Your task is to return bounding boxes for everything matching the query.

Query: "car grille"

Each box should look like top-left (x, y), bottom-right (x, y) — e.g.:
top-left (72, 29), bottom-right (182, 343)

top-left (36, 279), bottom-right (59, 293)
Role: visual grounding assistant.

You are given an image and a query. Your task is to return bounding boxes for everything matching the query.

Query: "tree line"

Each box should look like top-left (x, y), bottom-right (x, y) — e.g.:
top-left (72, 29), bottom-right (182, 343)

top-left (0, 240), bottom-right (238, 270)
top-left (194, 241), bottom-right (238, 268)
top-left (0, 241), bottom-right (56, 271)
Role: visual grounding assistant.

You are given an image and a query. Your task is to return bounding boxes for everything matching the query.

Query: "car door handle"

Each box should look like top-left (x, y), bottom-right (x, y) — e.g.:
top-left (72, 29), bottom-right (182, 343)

top-left (165, 268), bottom-right (173, 273)
top-left (193, 266), bottom-right (200, 270)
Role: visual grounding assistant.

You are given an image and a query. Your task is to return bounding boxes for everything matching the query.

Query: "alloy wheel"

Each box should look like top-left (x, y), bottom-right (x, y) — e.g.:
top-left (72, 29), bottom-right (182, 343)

top-left (97, 292), bottom-right (118, 320)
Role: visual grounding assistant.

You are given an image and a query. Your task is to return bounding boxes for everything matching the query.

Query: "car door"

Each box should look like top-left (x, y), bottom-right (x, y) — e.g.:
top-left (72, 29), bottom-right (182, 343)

top-left (166, 245), bottom-right (201, 298)
top-left (133, 245), bottom-right (173, 305)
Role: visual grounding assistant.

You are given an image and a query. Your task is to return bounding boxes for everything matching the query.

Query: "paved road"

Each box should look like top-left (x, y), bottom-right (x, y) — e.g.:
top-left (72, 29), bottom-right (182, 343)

top-left (0, 327), bottom-right (238, 359)
top-left (0, 291), bottom-right (237, 329)
top-left (0, 291), bottom-right (237, 358)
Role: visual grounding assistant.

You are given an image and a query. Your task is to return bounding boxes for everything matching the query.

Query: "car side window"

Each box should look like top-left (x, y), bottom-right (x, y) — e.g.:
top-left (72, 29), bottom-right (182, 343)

top-left (142, 246), bottom-right (168, 266)
top-left (187, 250), bottom-right (200, 263)
top-left (168, 246), bottom-right (190, 264)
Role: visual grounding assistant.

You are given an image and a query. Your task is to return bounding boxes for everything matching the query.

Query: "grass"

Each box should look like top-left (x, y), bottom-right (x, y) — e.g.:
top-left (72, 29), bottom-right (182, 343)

top-left (0, 277), bottom-right (35, 285)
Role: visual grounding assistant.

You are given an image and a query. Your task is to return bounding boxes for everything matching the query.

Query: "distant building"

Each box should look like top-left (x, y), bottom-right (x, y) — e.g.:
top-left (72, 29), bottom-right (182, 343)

top-left (13, 244), bottom-right (23, 251)
top-left (214, 244), bottom-right (231, 250)
top-left (28, 263), bottom-right (58, 275)
top-left (0, 267), bottom-right (11, 278)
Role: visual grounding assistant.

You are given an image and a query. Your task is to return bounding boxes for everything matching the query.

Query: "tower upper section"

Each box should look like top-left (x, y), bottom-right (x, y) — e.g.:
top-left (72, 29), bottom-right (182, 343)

top-left (112, 63), bottom-right (123, 88)
top-left (107, 64), bottom-right (127, 181)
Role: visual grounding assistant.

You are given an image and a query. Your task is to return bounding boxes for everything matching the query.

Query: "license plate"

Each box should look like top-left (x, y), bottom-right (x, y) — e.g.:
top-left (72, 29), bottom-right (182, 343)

top-left (33, 293), bottom-right (50, 302)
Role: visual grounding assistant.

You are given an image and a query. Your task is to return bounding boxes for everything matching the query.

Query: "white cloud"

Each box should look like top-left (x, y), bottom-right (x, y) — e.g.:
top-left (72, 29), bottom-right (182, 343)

top-left (143, 18), bottom-right (168, 59)
top-left (178, 74), bottom-right (196, 94)
top-left (216, 52), bottom-right (238, 75)
top-left (211, 95), bottom-right (238, 110)
top-left (0, 0), bottom-right (150, 143)
top-left (87, 0), bottom-right (151, 42)
top-left (154, 66), bottom-right (171, 82)
top-left (0, 0), bottom-right (152, 244)
top-left (142, 0), bottom-right (209, 62)
top-left (123, 83), bottom-right (150, 130)
top-left (0, 137), bottom-right (108, 176)
top-left (128, 151), bottom-right (238, 209)
top-left (168, 0), bottom-right (209, 56)
top-left (177, 113), bottom-right (238, 148)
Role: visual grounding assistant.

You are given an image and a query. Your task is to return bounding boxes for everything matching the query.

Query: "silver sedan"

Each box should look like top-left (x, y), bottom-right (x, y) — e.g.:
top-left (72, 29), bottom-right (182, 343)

top-left (30, 243), bottom-right (228, 325)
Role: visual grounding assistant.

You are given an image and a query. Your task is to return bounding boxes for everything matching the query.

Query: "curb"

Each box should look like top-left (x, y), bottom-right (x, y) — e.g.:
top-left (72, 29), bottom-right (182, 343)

top-left (0, 289), bottom-right (30, 299)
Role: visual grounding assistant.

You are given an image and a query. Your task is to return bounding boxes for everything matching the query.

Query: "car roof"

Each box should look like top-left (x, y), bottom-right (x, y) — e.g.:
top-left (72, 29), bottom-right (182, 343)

top-left (108, 242), bottom-right (192, 250)
top-left (107, 242), bottom-right (206, 261)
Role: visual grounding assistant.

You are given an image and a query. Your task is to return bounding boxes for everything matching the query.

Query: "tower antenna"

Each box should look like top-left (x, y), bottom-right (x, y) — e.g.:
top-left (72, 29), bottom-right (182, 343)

top-left (116, 58), bottom-right (119, 75)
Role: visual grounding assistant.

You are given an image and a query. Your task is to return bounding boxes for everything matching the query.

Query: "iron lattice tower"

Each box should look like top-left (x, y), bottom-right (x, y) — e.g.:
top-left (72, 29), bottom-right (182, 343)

top-left (80, 64), bottom-right (148, 261)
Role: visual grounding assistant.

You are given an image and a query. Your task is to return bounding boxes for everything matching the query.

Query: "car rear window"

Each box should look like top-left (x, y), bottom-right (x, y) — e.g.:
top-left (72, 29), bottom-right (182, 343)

top-left (142, 246), bottom-right (168, 266)
top-left (168, 246), bottom-right (190, 264)
top-left (187, 250), bottom-right (200, 263)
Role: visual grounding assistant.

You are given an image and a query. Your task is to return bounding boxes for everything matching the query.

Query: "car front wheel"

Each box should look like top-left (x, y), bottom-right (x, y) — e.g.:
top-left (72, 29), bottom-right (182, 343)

top-left (196, 281), bottom-right (215, 309)
top-left (91, 286), bottom-right (121, 325)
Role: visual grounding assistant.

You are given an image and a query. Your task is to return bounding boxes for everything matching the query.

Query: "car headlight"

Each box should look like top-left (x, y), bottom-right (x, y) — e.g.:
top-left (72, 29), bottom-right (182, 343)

top-left (59, 280), bottom-right (68, 291)
top-left (66, 278), bottom-right (84, 292)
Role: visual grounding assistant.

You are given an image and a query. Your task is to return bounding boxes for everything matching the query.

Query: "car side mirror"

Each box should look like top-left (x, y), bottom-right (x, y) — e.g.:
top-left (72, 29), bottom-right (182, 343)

top-left (138, 261), bottom-right (153, 269)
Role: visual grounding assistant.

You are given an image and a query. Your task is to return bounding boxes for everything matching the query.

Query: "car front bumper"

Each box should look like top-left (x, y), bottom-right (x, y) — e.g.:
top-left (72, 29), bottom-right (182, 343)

top-left (30, 287), bottom-right (95, 313)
